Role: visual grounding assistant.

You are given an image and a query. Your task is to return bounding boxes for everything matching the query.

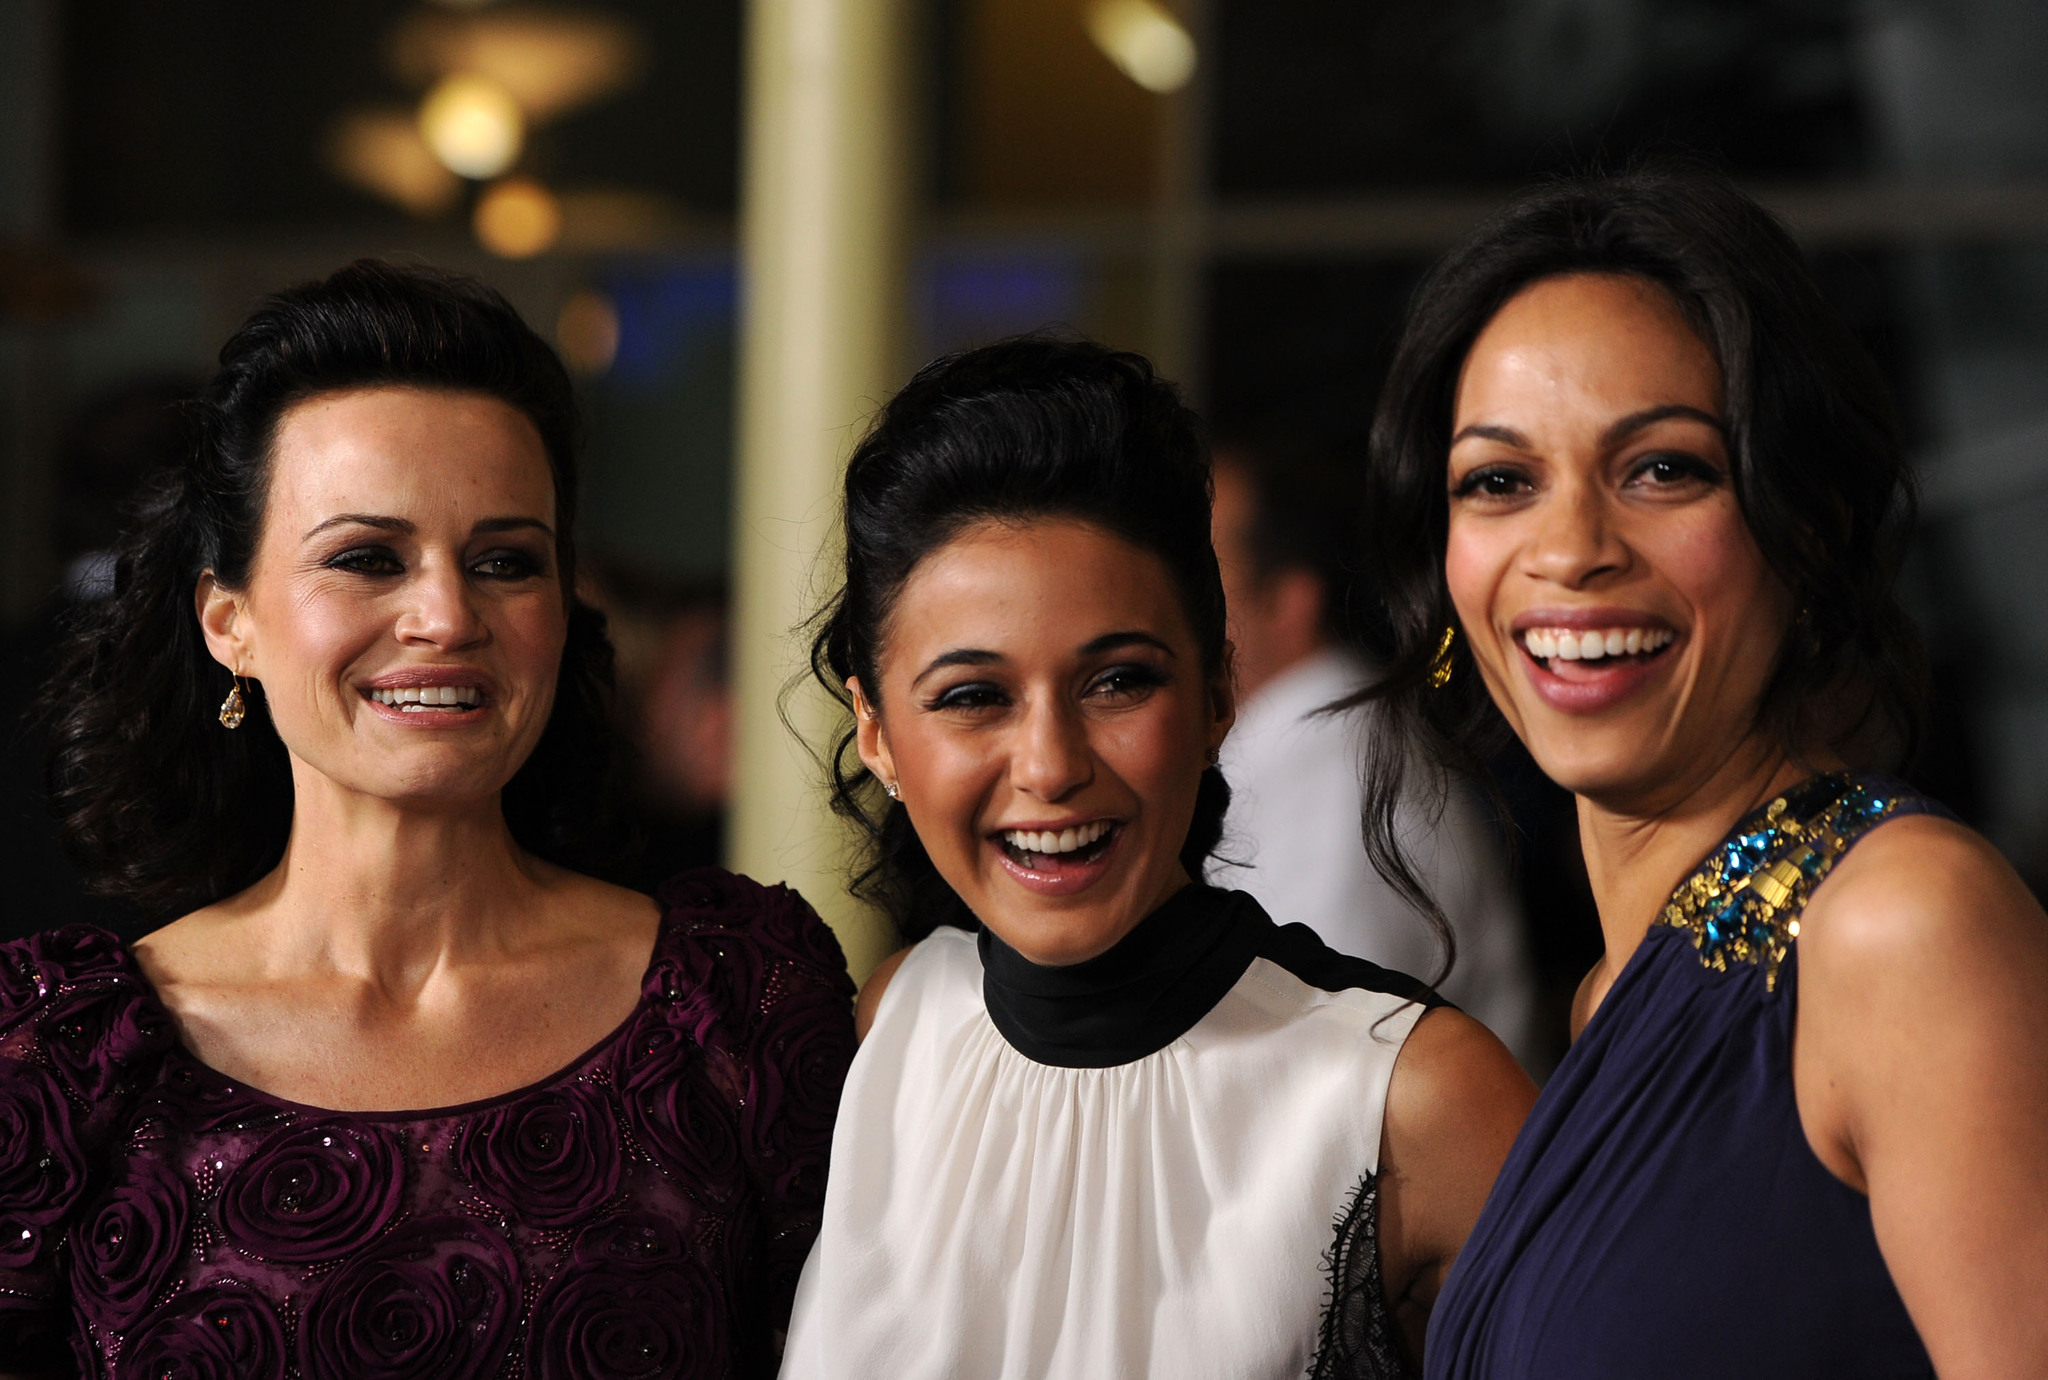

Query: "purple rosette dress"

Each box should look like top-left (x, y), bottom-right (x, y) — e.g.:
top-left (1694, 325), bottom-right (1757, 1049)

top-left (0, 869), bottom-right (857, 1379)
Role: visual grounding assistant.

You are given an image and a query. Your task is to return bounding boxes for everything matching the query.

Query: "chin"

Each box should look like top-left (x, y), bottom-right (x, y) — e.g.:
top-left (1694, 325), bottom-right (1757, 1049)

top-left (982, 903), bottom-right (1129, 967)
top-left (1521, 730), bottom-right (1676, 808)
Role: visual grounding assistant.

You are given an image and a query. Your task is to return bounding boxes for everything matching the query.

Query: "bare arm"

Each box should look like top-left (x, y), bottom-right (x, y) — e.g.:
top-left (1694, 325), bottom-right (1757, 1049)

top-left (853, 946), bottom-right (913, 1042)
top-left (1797, 815), bottom-right (2048, 1378)
top-left (1377, 1006), bottom-right (1537, 1366)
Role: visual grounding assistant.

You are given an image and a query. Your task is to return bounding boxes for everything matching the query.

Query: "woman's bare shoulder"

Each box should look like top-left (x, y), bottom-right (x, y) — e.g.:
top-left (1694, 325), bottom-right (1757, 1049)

top-left (1802, 812), bottom-right (2045, 977)
top-left (854, 945), bottom-right (916, 1041)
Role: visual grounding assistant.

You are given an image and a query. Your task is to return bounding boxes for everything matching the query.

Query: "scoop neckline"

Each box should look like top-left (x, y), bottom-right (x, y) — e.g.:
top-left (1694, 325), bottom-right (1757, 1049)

top-left (116, 907), bottom-right (674, 1124)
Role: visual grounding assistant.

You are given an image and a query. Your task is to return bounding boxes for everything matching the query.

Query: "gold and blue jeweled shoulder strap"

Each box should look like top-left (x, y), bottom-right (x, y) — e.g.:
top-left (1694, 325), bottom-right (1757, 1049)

top-left (1660, 774), bottom-right (1928, 991)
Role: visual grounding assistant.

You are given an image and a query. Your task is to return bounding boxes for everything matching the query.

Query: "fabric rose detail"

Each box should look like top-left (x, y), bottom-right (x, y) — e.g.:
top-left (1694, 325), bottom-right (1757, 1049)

top-left (25, 926), bottom-right (130, 984)
top-left (615, 1007), bottom-right (743, 1199)
top-left (746, 888), bottom-right (854, 986)
top-left (134, 1055), bottom-right (278, 1137)
top-left (216, 1117), bottom-right (403, 1262)
top-left (740, 980), bottom-right (855, 1205)
top-left (0, 945), bottom-right (42, 1030)
top-left (115, 1282), bottom-right (286, 1380)
top-left (524, 1213), bottom-right (724, 1379)
top-left (0, 1063), bottom-right (87, 1268)
top-left (37, 983), bottom-right (173, 1103)
top-left (452, 1080), bottom-right (623, 1228)
top-left (296, 1216), bottom-right (519, 1380)
top-left (68, 1152), bottom-right (189, 1331)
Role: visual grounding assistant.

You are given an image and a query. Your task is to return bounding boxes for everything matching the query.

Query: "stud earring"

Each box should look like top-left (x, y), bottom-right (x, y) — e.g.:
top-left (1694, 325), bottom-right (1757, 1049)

top-left (1427, 626), bottom-right (1457, 689)
top-left (218, 675), bottom-right (249, 730)
top-left (884, 781), bottom-right (901, 801)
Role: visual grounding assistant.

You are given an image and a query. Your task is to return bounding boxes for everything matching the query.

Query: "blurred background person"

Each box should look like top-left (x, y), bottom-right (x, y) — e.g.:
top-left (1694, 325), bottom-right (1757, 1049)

top-left (583, 564), bottom-right (733, 891)
top-left (1212, 434), bottom-right (1538, 1066)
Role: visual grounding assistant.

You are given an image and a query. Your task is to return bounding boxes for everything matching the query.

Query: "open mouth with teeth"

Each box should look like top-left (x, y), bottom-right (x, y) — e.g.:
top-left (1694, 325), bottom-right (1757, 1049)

top-left (1520, 626), bottom-right (1675, 673)
top-left (366, 685), bottom-right (486, 714)
top-left (998, 819), bottom-right (1117, 872)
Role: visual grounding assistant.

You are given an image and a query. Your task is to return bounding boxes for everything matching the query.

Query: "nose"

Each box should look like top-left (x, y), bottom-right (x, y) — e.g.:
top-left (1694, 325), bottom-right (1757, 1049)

top-left (395, 558), bottom-right (489, 650)
top-left (1010, 695), bottom-right (1094, 803)
top-left (1525, 474), bottom-right (1631, 589)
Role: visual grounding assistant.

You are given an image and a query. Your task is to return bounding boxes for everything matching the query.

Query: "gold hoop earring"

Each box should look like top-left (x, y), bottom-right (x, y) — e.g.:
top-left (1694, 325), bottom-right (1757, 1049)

top-left (218, 675), bottom-right (249, 730)
top-left (1427, 626), bottom-right (1457, 689)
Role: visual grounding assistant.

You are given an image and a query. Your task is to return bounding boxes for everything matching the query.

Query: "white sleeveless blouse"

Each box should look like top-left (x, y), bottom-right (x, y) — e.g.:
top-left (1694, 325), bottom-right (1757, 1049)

top-left (781, 886), bottom-right (1435, 1379)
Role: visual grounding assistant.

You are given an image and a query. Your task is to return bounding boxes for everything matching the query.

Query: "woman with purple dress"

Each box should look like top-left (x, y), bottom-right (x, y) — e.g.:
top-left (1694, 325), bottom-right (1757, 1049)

top-left (0, 262), bottom-right (856, 1378)
top-left (1346, 169), bottom-right (2048, 1377)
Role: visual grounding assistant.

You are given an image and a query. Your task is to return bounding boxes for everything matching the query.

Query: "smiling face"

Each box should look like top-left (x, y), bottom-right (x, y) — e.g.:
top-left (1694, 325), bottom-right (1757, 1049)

top-left (852, 518), bottom-right (1233, 966)
top-left (1444, 272), bottom-right (1793, 812)
top-left (198, 386), bottom-right (568, 812)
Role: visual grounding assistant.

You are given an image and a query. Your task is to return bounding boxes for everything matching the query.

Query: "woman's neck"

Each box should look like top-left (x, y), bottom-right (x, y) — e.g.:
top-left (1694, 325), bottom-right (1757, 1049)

top-left (1572, 738), bottom-right (1837, 1029)
top-left (217, 767), bottom-right (555, 996)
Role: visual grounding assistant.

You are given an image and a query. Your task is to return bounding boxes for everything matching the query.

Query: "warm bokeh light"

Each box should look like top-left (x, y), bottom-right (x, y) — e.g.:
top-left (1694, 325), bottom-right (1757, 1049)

top-left (557, 289), bottom-right (621, 374)
top-left (474, 176), bottom-right (562, 257)
top-left (392, 9), bottom-right (643, 123)
top-left (419, 72), bottom-right (525, 179)
top-left (325, 108), bottom-right (462, 216)
top-left (1084, 0), bottom-right (1197, 94)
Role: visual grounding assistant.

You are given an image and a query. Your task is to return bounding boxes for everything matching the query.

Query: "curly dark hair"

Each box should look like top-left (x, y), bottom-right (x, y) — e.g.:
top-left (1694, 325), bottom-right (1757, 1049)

top-left (42, 259), bottom-right (628, 919)
top-left (809, 333), bottom-right (1232, 942)
top-left (1345, 165), bottom-right (1927, 934)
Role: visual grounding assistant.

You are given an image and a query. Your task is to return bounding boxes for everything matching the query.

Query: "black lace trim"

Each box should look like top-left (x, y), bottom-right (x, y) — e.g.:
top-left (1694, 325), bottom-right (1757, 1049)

top-left (1307, 1173), bottom-right (1414, 1380)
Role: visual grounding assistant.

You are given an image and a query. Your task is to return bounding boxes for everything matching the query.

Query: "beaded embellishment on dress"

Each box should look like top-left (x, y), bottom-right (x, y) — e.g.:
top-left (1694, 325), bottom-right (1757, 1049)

top-left (1660, 774), bottom-right (1912, 991)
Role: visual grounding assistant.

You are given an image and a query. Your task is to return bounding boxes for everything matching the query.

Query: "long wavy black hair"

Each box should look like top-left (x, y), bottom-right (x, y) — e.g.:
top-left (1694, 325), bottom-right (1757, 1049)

top-left (42, 260), bottom-right (627, 920)
top-left (1346, 166), bottom-right (1927, 932)
top-left (810, 333), bottom-right (1232, 942)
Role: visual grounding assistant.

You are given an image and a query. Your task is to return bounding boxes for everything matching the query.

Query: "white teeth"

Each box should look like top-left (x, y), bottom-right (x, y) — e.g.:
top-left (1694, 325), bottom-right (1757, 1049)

top-left (1521, 627), bottom-right (1674, 662)
top-left (369, 685), bottom-right (483, 708)
top-left (1004, 820), bottom-right (1112, 856)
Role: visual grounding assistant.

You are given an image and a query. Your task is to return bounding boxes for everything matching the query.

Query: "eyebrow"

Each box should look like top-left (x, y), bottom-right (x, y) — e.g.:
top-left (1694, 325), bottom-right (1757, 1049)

top-left (1601, 404), bottom-right (1726, 446)
top-left (302, 514), bottom-right (556, 541)
top-left (906, 630), bottom-right (1177, 690)
top-left (1450, 404), bottom-right (1727, 453)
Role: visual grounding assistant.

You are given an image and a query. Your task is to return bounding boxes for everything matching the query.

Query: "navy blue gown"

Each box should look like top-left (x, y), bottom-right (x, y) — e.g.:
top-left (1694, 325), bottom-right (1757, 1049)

top-left (1426, 774), bottom-right (1938, 1379)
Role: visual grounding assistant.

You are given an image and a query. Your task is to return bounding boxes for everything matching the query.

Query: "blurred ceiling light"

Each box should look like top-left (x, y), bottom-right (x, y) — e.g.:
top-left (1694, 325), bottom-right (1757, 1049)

top-left (392, 9), bottom-right (643, 123)
top-left (420, 73), bottom-right (525, 179)
top-left (557, 289), bottom-right (620, 374)
top-left (1084, 0), bottom-right (1197, 94)
top-left (475, 176), bottom-right (562, 257)
top-left (325, 108), bottom-right (463, 216)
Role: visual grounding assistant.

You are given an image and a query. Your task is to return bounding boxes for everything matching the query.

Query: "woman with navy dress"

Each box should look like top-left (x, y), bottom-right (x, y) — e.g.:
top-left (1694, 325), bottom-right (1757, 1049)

top-left (0, 262), bottom-right (856, 1377)
top-left (1346, 169), bottom-right (2048, 1377)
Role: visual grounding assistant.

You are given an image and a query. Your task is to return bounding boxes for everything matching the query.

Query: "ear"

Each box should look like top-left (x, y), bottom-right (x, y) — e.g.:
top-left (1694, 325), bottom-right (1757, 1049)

top-left (195, 570), bottom-right (250, 676)
top-left (1205, 663), bottom-right (1237, 761)
top-left (847, 677), bottom-right (898, 790)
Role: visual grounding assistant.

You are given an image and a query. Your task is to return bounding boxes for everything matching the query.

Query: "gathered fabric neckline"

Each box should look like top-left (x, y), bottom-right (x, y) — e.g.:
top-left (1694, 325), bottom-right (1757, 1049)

top-left (975, 884), bottom-right (1267, 1068)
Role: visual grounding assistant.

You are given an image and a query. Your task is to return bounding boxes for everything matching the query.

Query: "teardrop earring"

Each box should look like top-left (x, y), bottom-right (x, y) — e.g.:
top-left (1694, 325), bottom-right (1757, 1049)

top-left (218, 675), bottom-right (249, 730)
top-left (1427, 626), bottom-right (1458, 689)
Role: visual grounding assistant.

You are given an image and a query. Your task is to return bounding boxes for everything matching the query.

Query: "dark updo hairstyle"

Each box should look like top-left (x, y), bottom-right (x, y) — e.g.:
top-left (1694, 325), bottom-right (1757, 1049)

top-left (44, 259), bottom-right (625, 919)
top-left (811, 333), bottom-right (1230, 942)
top-left (1350, 165), bottom-right (1927, 932)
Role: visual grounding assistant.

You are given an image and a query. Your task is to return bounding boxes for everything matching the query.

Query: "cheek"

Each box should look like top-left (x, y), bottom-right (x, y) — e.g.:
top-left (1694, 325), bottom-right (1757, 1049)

top-left (1101, 696), bottom-right (1208, 803)
top-left (1658, 501), bottom-right (1782, 626)
top-left (1443, 517), bottom-right (1507, 637)
top-left (268, 580), bottom-right (384, 690)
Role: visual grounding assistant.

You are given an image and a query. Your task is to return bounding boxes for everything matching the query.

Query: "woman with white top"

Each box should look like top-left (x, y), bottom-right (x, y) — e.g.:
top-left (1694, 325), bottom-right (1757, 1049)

top-left (780, 335), bottom-right (1534, 1379)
